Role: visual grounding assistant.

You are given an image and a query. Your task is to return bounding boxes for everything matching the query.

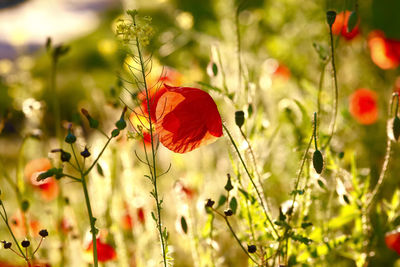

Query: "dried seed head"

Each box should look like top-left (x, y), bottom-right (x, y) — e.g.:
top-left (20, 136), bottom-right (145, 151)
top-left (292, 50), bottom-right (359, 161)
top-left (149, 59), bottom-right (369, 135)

top-left (39, 229), bottom-right (49, 238)
top-left (205, 199), bottom-right (215, 208)
top-left (247, 244), bottom-right (257, 253)
top-left (21, 240), bottom-right (30, 248)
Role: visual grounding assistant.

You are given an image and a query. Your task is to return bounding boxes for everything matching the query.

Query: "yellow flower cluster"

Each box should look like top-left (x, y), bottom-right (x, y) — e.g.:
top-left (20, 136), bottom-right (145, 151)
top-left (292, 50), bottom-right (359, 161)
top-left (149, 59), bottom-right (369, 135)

top-left (115, 11), bottom-right (154, 46)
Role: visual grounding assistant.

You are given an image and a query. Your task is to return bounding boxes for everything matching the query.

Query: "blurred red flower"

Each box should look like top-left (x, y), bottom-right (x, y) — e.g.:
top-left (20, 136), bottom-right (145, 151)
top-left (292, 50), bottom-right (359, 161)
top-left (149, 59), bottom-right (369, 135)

top-left (84, 238), bottom-right (117, 263)
top-left (174, 180), bottom-right (196, 200)
top-left (349, 88), bottom-right (378, 125)
top-left (24, 158), bottom-right (59, 201)
top-left (386, 230), bottom-right (400, 254)
top-left (368, 30), bottom-right (400, 69)
top-left (331, 11), bottom-right (360, 40)
top-left (10, 210), bottom-right (40, 237)
top-left (155, 85), bottom-right (223, 153)
top-left (272, 63), bottom-right (291, 81)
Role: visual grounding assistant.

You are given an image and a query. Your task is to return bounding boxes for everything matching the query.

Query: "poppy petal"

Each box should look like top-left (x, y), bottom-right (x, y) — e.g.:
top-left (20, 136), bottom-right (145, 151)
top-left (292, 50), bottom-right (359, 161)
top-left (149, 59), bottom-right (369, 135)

top-left (155, 85), bottom-right (222, 153)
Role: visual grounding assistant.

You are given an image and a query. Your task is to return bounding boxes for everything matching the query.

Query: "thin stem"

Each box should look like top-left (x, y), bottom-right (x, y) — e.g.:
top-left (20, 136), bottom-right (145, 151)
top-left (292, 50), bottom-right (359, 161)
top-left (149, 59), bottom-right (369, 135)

top-left (365, 95), bottom-right (397, 210)
top-left (133, 15), bottom-right (167, 266)
top-left (84, 137), bottom-right (112, 176)
top-left (212, 208), bottom-right (259, 265)
top-left (313, 112), bottom-right (318, 150)
top-left (32, 238), bottom-right (43, 257)
top-left (70, 144), bottom-right (81, 172)
top-left (290, 134), bottom-right (313, 211)
top-left (317, 63), bottom-right (327, 116)
top-left (0, 206), bottom-right (27, 260)
top-left (222, 124), bottom-right (279, 239)
top-left (324, 24), bottom-right (339, 149)
top-left (81, 174), bottom-right (98, 267)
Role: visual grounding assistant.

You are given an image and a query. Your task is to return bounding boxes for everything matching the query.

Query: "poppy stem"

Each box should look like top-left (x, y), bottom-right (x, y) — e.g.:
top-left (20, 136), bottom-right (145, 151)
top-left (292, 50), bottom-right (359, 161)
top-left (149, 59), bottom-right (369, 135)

top-left (366, 94), bottom-right (396, 211)
top-left (211, 208), bottom-right (259, 265)
top-left (323, 22), bottom-right (339, 149)
top-left (222, 124), bottom-right (280, 239)
top-left (133, 13), bottom-right (168, 267)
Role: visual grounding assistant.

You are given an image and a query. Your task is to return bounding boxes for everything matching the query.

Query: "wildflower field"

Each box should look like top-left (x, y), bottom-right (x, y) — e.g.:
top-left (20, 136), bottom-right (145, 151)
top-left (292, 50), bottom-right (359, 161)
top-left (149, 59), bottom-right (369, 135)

top-left (1, 0), bottom-right (400, 266)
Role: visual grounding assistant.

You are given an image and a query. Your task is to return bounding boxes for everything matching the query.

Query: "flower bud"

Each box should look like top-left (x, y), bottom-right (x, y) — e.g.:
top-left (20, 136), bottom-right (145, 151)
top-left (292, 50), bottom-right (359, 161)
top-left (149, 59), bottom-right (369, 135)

top-left (111, 129), bottom-right (120, 137)
top-left (81, 109), bottom-right (99, 129)
top-left (393, 116), bottom-right (400, 141)
top-left (326, 10), bottom-right (337, 27)
top-left (65, 125), bottom-right (76, 144)
top-left (80, 147), bottom-right (91, 158)
top-left (313, 149), bottom-right (324, 174)
top-left (3, 241), bottom-right (11, 249)
top-left (60, 150), bottom-right (71, 162)
top-left (235, 111), bottom-right (245, 128)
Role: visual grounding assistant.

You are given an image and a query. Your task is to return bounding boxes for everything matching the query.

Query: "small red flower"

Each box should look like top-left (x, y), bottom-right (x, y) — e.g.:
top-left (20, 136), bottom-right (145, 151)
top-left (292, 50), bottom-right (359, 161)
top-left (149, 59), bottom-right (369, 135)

top-left (368, 30), bottom-right (400, 69)
top-left (154, 85), bottom-right (223, 153)
top-left (174, 180), bottom-right (196, 200)
top-left (331, 11), bottom-right (360, 40)
top-left (10, 210), bottom-right (40, 237)
top-left (24, 158), bottom-right (59, 201)
top-left (137, 207), bottom-right (145, 225)
top-left (272, 64), bottom-right (291, 81)
top-left (84, 238), bottom-right (117, 263)
top-left (386, 229), bottom-right (400, 254)
top-left (349, 88), bottom-right (378, 125)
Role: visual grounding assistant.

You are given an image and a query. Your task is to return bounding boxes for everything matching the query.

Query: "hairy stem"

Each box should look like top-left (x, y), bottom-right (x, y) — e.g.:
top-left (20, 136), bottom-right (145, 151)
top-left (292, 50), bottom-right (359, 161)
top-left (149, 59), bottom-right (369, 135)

top-left (222, 124), bottom-right (279, 239)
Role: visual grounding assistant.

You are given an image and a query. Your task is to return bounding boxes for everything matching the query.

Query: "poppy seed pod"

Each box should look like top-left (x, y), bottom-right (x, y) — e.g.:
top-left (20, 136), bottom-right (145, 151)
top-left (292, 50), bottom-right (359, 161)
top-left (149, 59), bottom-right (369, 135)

top-left (313, 149), bottom-right (324, 174)
top-left (3, 242), bottom-right (11, 249)
top-left (326, 10), bottom-right (337, 27)
top-left (65, 127), bottom-right (76, 144)
top-left (235, 111), bottom-right (245, 128)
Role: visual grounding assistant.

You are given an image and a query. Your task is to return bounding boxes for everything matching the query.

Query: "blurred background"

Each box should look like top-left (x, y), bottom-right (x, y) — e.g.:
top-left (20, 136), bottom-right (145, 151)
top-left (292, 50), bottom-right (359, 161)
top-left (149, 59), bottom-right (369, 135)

top-left (1, 0), bottom-right (400, 266)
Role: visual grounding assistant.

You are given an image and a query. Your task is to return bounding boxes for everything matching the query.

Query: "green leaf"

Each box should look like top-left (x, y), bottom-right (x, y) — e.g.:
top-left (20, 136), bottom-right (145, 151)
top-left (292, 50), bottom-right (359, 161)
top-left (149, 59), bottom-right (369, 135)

top-left (229, 197), bottom-right (238, 214)
top-left (180, 216), bottom-right (188, 234)
top-left (217, 195), bottom-right (227, 208)
top-left (393, 116), bottom-right (400, 141)
top-left (347, 11), bottom-right (358, 33)
top-left (96, 163), bottom-right (104, 177)
top-left (238, 188), bottom-right (256, 204)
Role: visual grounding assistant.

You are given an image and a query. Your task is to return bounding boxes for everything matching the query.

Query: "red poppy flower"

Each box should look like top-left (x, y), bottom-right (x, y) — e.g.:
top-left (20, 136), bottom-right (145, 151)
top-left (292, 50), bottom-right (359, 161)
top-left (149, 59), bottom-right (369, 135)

top-left (10, 210), bottom-right (40, 237)
top-left (174, 181), bottom-right (196, 200)
top-left (386, 229), bottom-right (400, 254)
top-left (368, 30), bottom-right (400, 69)
top-left (137, 207), bottom-right (145, 225)
top-left (84, 238), bottom-right (117, 263)
top-left (349, 88), bottom-right (378, 125)
top-left (272, 63), bottom-right (291, 81)
top-left (154, 85), bottom-right (223, 153)
top-left (24, 158), bottom-right (59, 201)
top-left (331, 11), bottom-right (360, 40)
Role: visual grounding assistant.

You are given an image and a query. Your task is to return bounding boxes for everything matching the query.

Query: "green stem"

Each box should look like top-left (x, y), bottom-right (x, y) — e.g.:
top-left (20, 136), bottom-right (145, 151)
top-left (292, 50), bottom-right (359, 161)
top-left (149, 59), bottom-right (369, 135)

top-left (133, 15), bottom-right (167, 267)
top-left (81, 174), bottom-right (98, 267)
top-left (213, 209), bottom-right (258, 265)
top-left (222, 124), bottom-right (279, 239)
top-left (324, 25), bottom-right (339, 149)
top-left (84, 137), bottom-right (112, 176)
